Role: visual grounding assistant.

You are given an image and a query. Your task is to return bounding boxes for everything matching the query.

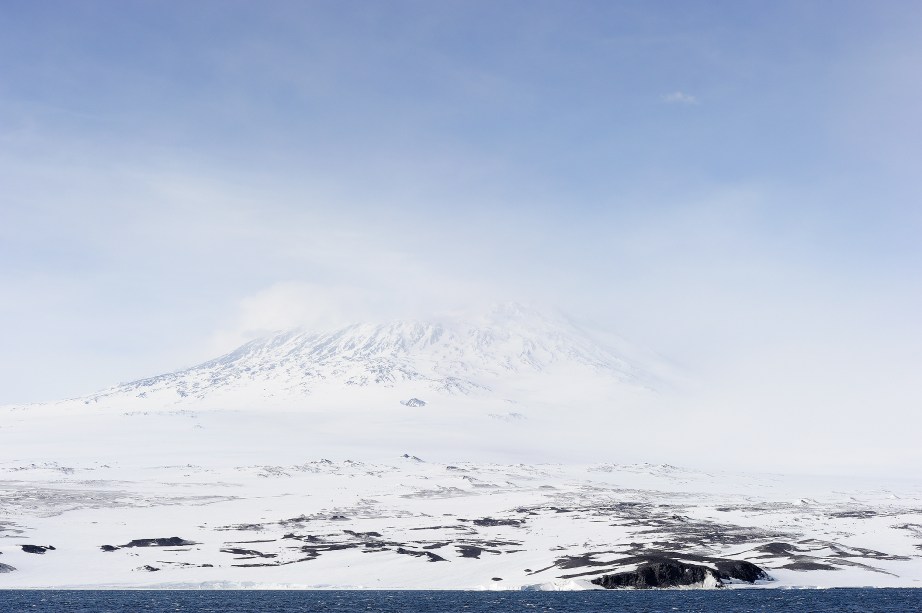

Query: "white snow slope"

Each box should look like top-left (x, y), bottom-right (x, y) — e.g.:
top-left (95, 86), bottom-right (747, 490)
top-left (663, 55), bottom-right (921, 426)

top-left (1, 304), bottom-right (920, 589)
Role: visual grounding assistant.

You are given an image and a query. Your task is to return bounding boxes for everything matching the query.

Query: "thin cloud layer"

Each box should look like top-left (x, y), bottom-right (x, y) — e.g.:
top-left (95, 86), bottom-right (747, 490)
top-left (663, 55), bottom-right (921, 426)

top-left (662, 91), bottom-right (698, 104)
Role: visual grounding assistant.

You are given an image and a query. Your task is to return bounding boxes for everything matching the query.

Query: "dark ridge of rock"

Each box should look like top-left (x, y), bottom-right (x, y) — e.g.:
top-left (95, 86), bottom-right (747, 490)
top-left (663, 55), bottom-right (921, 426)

top-left (492, 577), bottom-right (503, 581)
top-left (714, 559), bottom-right (770, 583)
top-left (457, 545), bottom-right (482, 558)
top-left (100, 545), bottom-right (118, 552)
top-left (395, 547), bottom-right (447, 562)
top-left (282, 533), bottom-right (321, 542)
top-left (343, 530), bottom-right (382, 539)
top-left (830, 510), bottom-right (878, 519)
top-left (592, 560), bottom-right (719, 589)
top-left (220, 548), bottom-right (277, 558)
top-left (21, 545), bottom-right (55, 554)
top-left (279, 514), bottom-right (311, 526)
top-left (780, 561), bottom-right (839, 571)
top-left (472, 518), bottom-right (523, 527)
top-left (217, 523), bottom-right (264, 531)
top-left (302, 543), bottom-right (361, 553)
top-left (136, 565), bottom-right (160, 572)
top-left (409, 525), bottom-right (469, 531)
top-left (0, 563), bottom-right (15, 573)
top-left (755, 542), bottom-right (799, 556)
top-left (200, 564), bottom-right (213, 567)
top-left (121, 537), bottom-right (198, 548)
top-left (232, 556), bottom-right (315, 568)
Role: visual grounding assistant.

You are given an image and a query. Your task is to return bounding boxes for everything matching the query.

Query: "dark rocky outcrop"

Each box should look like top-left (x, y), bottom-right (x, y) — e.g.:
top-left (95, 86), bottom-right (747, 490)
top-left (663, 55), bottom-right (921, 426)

top-left (457, 545), bottom-right (483, 558)
top-left (591, 557), bottom-right (771, 589)
top-left (592, 560), bottom-right (717, 589)
top-left (135, 565), bottom-right (160, 572)
top-left (780, 561), bottom-right (838, 571)
top-left (100, 545), bottom-right (118, 552)
top-left (395, 547), bottom-right (446, 562)
top-left (472, 518), bottom-right (523, 527)
top-left (221, 548), bottom-right (277, 558)
top-left (755, 541), bottom-right (798, 556)
top-left (714, 559), bottom-right (770, 583)
top-left (400, 398), bottom-right (427, 407)
top-left (21, 545), bottom-right (55, 554)
top-left (343, 530), bottom-right (382, 539)
top-left (120, 537), bottom-right (198, 548)
top-left (830, 510), bottom-right (878, 519)
top-left (0, 563), bottom-right (15, 573)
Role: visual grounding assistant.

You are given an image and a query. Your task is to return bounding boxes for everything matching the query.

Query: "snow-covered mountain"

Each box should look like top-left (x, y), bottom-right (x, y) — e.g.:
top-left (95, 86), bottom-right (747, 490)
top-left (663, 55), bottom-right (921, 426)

top-left (4, 302), bottom-right (669, 468)
top-left (76, 303), bottom-right (659, 410)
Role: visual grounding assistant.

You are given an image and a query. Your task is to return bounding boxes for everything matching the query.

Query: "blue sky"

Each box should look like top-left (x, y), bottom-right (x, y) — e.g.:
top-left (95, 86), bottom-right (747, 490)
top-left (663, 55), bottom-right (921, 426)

top-left (2, 1), bottom-right (921, 469)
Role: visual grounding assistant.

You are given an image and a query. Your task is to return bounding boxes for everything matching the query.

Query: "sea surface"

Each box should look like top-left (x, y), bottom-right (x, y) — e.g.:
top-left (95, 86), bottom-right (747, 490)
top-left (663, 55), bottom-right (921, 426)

top-left (1, 589), bottom-right (921, 612)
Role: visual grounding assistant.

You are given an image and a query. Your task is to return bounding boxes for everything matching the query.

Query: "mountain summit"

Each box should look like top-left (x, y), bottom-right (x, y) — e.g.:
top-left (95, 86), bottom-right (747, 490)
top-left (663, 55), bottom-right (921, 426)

top-left (76, 303), bottom-right (659, 410)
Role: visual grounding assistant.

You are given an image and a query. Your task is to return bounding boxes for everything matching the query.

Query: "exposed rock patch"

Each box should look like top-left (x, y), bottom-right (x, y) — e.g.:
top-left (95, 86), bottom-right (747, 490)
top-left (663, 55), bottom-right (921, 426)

top-left (781, 561), bottom-right (839, 571)
top-left (221, 548), bottom-right (277, 559)
top-left (343, 530), bottom-right (382, 539)
top-left (121, 537), bottom-right (198, 548)
top-left (21, 545), bottom-right (55, 554)
top-left (713, 559), bottom-right (770, 583)
top-left (457, 545), bottom-right (483, 558)
top-left (395, 547), bottom-right (447, 562)
top-left (472, 518), bottom-right (523, 527)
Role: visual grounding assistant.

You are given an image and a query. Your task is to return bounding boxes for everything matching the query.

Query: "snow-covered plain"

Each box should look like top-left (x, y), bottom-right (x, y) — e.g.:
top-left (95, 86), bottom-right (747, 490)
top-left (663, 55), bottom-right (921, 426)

top-left (1, 305), bottom-right (920, 589)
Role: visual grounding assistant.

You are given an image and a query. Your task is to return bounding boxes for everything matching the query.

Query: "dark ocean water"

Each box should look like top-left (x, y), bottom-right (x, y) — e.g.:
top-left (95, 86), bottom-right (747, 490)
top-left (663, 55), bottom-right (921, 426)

top-left (1, 589), bottom-right (921, 613)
